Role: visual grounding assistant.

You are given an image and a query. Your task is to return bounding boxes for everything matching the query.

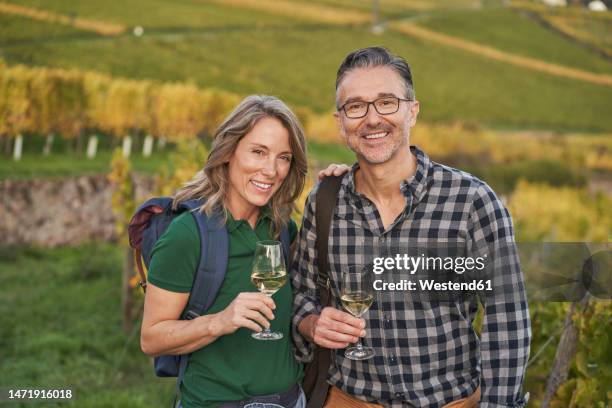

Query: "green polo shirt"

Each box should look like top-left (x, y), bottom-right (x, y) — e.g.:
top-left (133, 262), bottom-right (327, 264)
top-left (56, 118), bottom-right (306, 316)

top-left (147, 210), bottom-right (302, 408)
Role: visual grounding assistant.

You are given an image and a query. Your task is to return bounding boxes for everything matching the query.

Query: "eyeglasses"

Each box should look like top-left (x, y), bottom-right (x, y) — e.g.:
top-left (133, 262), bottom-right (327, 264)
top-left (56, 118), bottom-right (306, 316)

top-left (338, 96), bottom-right (412, 119)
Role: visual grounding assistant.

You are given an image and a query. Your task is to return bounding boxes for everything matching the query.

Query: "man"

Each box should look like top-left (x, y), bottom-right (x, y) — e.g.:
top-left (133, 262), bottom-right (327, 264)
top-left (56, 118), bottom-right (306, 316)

top-left (291, 47), bottom-right (531, 408)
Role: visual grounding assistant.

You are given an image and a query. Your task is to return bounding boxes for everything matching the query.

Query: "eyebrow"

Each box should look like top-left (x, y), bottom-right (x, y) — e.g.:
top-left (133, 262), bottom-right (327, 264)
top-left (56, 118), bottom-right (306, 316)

top-left (341, 92), bottom-right (398, 106)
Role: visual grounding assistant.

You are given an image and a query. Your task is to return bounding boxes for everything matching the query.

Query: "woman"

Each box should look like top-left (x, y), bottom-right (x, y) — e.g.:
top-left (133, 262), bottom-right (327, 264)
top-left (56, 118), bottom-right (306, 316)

top-left (140, 95), bottom-right (343, 408)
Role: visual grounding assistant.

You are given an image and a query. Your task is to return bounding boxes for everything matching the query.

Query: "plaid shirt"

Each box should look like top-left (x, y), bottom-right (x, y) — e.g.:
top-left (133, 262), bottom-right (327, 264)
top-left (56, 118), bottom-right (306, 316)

top-left (291, 146), bottom-right (531, 408)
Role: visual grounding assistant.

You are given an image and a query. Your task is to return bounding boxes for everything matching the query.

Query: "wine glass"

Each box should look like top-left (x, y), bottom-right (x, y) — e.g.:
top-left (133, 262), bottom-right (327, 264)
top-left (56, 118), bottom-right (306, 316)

top-left (250, 240), bottom-right (287, 340)
top-left (340, 265), bottom-right (375, 360)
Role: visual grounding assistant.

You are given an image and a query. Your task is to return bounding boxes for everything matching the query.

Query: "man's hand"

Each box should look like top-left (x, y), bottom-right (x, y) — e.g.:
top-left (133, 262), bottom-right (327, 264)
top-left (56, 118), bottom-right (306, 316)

top-left (317, 163), bottom-right (351, 181)
top-left (299, 307), bottom-right (366, 349)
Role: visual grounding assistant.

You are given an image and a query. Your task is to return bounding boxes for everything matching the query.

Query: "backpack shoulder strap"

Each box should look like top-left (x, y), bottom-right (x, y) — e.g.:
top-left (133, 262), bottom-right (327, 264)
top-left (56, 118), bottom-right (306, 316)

top-left (315, 175), bottom-right (343, 298)
top-left (181, 203), bottom-right (229, 320)
top-left (175, 202), bottom-right (229, 405)
top-left (280, 223), bottom-right (291, 267)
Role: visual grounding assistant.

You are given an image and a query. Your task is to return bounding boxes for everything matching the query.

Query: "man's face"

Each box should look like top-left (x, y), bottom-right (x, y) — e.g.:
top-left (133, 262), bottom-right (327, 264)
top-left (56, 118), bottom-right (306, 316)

top-left (335, 66), bottom-right (419, 165)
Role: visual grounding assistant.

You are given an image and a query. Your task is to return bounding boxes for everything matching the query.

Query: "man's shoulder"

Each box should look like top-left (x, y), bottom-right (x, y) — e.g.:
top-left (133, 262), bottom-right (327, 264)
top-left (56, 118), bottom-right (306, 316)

top-left (429, 159), bottom-right (498, 200)
top-left (305, 174), bottom-right (348, 204)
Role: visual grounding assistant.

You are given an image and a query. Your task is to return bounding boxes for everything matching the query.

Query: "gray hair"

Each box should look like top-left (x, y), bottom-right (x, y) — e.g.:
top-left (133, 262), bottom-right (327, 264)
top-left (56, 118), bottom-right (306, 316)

top-left (335, 46), bottom-right (415, 106)
top-left (173, 95), bottom-right (308, 237)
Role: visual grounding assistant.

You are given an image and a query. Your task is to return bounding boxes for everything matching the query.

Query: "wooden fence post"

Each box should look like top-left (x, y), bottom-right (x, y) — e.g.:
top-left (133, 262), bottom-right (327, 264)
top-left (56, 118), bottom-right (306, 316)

top-left (541, 295), bottom-right (590, 407)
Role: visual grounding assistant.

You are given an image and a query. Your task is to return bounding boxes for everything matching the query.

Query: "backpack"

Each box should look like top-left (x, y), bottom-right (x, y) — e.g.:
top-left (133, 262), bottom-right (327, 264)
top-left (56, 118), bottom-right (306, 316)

top-left (128, 197), bottom-right (291, 387)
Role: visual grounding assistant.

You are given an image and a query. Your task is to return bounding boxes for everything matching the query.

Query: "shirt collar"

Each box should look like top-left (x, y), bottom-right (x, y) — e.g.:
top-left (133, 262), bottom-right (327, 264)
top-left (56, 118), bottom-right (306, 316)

top-left (344, 145), bottom-right (433, 205)
top-left (225, 206), bottom-right (273, 232)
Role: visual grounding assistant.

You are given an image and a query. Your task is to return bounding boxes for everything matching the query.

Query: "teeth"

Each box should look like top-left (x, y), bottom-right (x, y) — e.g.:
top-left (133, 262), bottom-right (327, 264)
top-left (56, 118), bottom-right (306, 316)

top-left (252, 181), bottom-right (272, 190)
top-left (364, 132), bottom-right (387, 139)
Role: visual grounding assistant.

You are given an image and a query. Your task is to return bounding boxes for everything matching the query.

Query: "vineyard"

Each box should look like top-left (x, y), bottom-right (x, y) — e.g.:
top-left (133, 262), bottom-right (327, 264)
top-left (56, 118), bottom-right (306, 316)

top-left (0, 0), bottom-right (611, 407)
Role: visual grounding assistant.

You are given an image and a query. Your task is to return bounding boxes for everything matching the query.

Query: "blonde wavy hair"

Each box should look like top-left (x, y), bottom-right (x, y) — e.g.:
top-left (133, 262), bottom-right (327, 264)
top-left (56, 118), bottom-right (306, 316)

top-left (173, 95), bottom-right (308, 236)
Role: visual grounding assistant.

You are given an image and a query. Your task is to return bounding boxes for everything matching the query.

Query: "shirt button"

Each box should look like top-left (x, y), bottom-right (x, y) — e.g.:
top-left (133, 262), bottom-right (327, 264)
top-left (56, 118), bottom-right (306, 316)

top-left (395, 392), bottom-right (405, 398)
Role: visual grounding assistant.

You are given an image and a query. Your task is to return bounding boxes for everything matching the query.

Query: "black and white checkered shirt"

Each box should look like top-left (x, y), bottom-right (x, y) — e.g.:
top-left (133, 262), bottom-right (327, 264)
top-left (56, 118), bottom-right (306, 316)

top-left (291, 146), bottom-right (531, 408)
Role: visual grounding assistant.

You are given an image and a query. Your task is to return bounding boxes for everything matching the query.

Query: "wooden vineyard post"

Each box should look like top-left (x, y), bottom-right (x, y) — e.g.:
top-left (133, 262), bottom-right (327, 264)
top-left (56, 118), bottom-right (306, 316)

top-left (541, 295), bottom-right (591, 407)
top-left (13, 134), bottom-right (23, 161)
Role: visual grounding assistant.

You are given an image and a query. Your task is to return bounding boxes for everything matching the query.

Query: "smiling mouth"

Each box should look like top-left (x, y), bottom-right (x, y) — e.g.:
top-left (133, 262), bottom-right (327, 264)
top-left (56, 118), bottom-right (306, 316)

top-left (251, 180), bottom-right (273, 192)
top-left (363, 131), bottom-right (389, 140)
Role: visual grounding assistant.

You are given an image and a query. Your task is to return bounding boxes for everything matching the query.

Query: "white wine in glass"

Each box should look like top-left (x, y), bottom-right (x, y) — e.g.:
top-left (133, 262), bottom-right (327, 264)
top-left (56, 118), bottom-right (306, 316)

top-left (340, 292), bottom-right (374, 317)
top-left (250, 240), bottom-right (286, 340)
top-left (341, 265), bottom-right (375, 360)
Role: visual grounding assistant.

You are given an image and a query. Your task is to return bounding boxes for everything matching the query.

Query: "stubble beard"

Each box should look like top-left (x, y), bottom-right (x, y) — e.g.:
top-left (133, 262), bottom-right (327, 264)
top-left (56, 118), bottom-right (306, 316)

top-left (347, 128), bottom-right (409, 165)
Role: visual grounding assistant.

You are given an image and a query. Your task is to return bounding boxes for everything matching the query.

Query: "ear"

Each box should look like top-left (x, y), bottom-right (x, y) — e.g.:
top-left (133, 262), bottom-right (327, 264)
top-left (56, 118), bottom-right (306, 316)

top-left (334, 111), bottom-right (348, 142)
top-left (408, 100), bottom-right (420, 127)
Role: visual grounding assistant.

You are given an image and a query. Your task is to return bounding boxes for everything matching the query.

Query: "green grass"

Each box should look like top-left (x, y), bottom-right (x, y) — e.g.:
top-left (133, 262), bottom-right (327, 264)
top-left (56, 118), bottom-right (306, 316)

top-left (0, 15), bottom-right (86, 44)
top-left (0, 138), bottom-right (357, 179)
top-left (307, 140), bottom-right (355, 169)
top-left (1, 0), bottom-right (303, 28)
top-left (416, 7), bottom-right (612, 74)
top-left (1, 0), bottom-right (611, 133)
top-left (286, 0), bottom-right (483, 19)
top-left (565, 16), bottom-right (612, 52)
top-left (0, 244), bottom-right (176, 407)
top-left (2, 25), bottom-right (612, 132)
top-left (0, 148), bottom-right (172, 179)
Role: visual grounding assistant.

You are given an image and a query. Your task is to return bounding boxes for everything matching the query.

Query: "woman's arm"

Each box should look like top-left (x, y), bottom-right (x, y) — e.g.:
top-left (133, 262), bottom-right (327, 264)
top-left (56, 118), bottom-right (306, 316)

top-left (140, 283), bottom-right (276, 357)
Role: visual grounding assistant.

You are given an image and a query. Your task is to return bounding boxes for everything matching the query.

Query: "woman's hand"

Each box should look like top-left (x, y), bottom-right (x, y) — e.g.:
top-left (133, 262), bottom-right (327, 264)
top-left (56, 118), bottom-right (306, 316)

top-left (211, 292), bottom-right (276, 336)
top-left (318, 163), bottom-right (351, 181)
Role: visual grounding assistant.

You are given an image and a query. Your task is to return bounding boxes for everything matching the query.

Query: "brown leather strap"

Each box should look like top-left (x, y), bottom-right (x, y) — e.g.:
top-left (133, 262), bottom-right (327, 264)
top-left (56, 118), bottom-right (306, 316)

top-left (442, 386), bottom-right (481, 408)
top-left (323, 385), bottom-right (480, 408)
top-left (323, 386), bottom-right (382, 408)
top-left (304, 175), bottom-right (343, 408)
top-left (134, 248), bottom-right (147, 293)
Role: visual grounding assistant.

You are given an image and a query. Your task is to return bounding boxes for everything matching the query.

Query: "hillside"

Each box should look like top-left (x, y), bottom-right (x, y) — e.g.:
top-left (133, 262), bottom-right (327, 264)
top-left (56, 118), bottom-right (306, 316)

top-left (1, 0), bottom-right (611, 131)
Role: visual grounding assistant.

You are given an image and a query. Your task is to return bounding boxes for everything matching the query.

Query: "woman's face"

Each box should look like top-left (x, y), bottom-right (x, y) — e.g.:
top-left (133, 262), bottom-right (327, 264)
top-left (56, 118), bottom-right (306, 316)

top-left (226, 116), bottom-right (293, 216)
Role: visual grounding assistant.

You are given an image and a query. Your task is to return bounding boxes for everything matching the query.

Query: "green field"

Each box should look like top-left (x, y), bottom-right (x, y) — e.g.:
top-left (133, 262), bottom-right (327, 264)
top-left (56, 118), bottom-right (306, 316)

top-left (1, 0), bottom-right (611, 132)
top-left (0, 135), bottom-right (357, 179)
top-left (0, 14), bottom-right (84, 43)
top-left (0, 244), bottom-right (175, 407)
top-left (416, 6), bottom-right (612, 74)
top-left (2, 243), bottom-right (609, 407)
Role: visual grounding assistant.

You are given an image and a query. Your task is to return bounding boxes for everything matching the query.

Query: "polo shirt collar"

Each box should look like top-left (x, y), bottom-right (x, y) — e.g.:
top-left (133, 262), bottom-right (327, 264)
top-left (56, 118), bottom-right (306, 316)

top-left (225, 206), bottom-right (273, 232)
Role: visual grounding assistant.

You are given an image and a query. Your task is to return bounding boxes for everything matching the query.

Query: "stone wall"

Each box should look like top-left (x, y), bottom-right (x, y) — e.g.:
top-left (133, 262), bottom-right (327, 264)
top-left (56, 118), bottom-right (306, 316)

top-left (0, 174), bottom-right (155, 247)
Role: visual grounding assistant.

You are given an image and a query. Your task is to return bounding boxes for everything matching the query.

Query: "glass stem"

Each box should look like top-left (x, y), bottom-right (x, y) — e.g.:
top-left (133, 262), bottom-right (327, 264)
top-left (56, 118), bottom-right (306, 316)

top-left (263, 294), bottom-right (272, 333)
top-left (355, 337), bottom-right (363, 350)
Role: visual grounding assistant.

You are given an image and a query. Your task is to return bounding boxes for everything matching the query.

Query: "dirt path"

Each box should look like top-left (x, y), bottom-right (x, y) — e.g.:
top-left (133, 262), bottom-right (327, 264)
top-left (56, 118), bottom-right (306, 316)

top-left (4, 0), bottom-right (611, 86)
top-left (212, 0), bottom-right (612, 86)
top-left (0, 2), bottom-right (125, 36)
top-left (211, 0), bottom-right (370, 25)
top-left (390, 21), bottom-right (612, 87)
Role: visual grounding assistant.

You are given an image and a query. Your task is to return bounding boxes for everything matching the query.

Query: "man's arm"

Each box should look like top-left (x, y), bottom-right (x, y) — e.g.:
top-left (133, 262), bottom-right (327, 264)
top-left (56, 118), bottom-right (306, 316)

top-left (468, 184), bottom-right (531, 408)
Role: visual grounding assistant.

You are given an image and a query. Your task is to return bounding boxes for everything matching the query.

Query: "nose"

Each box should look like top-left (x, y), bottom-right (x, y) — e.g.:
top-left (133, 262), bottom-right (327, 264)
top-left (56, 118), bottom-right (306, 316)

top-left (363, 103), bottom-right (382, 127)
top-left (260, 157), bottom-right (277, 178)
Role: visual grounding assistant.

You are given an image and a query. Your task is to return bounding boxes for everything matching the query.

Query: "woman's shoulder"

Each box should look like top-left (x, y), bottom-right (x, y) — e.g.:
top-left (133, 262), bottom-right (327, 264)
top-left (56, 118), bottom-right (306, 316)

top-left (152, 212), bottom-right (200, 258)
top-left (165, 212), bottom-right (199, 242)
top-left (148, 212), bottom-right (201, 293)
